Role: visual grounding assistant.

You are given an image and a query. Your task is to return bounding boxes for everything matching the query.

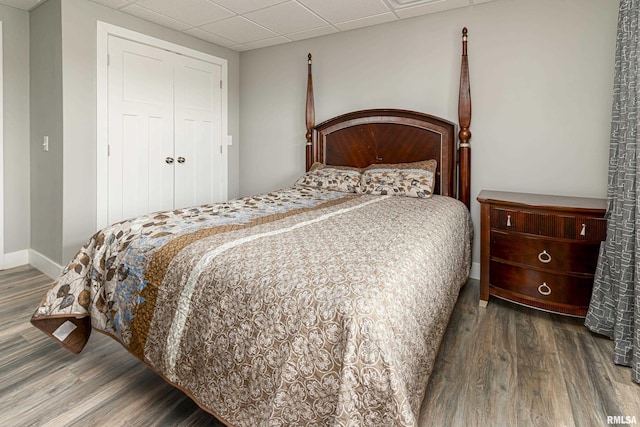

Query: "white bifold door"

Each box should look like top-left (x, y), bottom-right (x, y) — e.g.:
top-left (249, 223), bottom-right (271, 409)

top-left (107, 35), bottom-right (224, 225)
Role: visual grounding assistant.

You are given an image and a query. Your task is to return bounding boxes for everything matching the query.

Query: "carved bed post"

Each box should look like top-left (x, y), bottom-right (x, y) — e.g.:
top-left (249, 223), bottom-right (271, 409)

top-left (305, 53), bottom-right (315, 171)
top-left (458, 27), bottom-right (472, 209)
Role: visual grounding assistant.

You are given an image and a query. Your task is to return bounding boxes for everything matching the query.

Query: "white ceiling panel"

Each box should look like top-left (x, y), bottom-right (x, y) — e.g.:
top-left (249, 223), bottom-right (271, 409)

top-left (0, 0), bottom-right (41, 9)
top-left (286, 25), bottom-right (339, 42)
top-left (230, 44), bottom-right (252, 52)
top-left (393, 0), bottom-right (471, 19)
top-left (245, 36), bottom-right (290, 50)
top-left (88, 0), bottom-right (132, 9)
top-left (1, 0), bottom-right (498, 51)
top-left (183, 27), bottom-right (237, 48)
top-left (133, 0), bottom-right (234, 27)
top-left (335, 12), bottom-right (397, 32)
top-left (210, 0), bottom-right (287, 15)
top-left (297, 0), bottom-right (390, 24)
top-left (245, 1), bottom-right (328, 35)
top-left (120, 4), bottom-right (192, 31)
top-left (200, 16), bottom-right (278, 44)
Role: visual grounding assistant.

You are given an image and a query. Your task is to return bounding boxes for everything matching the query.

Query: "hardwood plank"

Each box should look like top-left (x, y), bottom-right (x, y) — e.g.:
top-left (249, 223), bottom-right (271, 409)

top-left (37, 364), bottom-right (149, 427)
top-left (422, 282), bottom-right (520, 426)
top-left (471, 298), bottom-right (518, 426)
top-left (554, 326), bottom-right (626, 425)
top-left (419, 281), bottom-right (481, 425)
top-left (1, 266), bottom-right (639, 427)
top-left (515, 307), bottom-right (574, 427)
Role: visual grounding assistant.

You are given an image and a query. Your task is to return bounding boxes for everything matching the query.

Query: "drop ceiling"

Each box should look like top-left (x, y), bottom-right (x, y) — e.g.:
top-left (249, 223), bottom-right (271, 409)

top-left (1, 0), bottom-right (495, 51)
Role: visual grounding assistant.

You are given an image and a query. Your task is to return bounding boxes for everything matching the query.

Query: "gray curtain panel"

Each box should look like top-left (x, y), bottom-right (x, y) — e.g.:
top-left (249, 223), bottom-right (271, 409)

top-left (585, 0), bottom-right (640, 384)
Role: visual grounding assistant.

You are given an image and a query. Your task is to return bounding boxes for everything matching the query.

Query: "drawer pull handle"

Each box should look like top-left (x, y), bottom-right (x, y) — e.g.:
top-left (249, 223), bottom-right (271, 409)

top-left (581, 223), bottom-right (586, 236)
top-left (538, 250), bottom-right (552, 264)
top-left (538, 282), bottom-right (552, 296)
top-left (507, 215), bottom-right (511, 227)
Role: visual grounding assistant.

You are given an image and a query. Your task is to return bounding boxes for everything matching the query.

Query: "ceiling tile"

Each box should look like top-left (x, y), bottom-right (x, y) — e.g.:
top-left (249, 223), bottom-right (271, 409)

top-left (120, 4), bottom-right (192, 31)
top-left (0, 0), bottom-right (41, 10)
top-left (286, 25), bottom-right (338, 41)
top-left (245, 1), bottom-right (328, 35)
top-left (209, 0), bottom-right (287, 15)
top-left (335, 12), bottom-right (397, 32)
top-left (246, 36), bottom-right (291, 50)
top-left (0, 0), bottom-right (497, 52)
top-left (200, 16), bottom-right (278, 44)
top-left (184, 27), bottom-right (237, 48)
top-left (393, 0), bottom-right (470, 19)
top-left (297, 0), bottom-right (390, 24)
top-left (231, 44), bottom-right (252, 52)
top-left (133, 0), bottom-right (234, 27)
top-left (88, 0), bottom-right (132, 9)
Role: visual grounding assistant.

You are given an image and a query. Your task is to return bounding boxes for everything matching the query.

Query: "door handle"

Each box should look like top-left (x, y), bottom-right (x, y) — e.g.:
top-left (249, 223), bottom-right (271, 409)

top-left (165, 157), bottom-right (174, 164)
top-left (177, 157), bottom-right (186, 164)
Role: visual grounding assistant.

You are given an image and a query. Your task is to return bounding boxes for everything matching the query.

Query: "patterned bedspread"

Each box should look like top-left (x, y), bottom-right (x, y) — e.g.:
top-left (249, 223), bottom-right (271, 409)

top-left (31, 186), bottom-right (472, 426)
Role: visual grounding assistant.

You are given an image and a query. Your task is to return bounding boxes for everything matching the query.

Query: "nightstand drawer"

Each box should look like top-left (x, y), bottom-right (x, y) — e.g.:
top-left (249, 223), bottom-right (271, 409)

top-left (490, 230), bottom-right (601, 274)
top-left (489, 261), bottom-right (593, 307)
top-left (490, 207), bottom-right (606, 241)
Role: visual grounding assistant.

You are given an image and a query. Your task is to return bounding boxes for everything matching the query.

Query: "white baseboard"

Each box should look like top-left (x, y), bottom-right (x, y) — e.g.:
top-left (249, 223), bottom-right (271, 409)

top-left (3, 249), bottom-right (29, 269)
top-left (470, 261), bottom-right (480, 280)
top-left (29, 249), bottom-right (63, 280)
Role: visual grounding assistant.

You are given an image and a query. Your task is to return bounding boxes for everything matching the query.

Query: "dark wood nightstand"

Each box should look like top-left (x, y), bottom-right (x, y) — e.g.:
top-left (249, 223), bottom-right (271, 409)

top-left (477, 190), bottom-right (607, 317)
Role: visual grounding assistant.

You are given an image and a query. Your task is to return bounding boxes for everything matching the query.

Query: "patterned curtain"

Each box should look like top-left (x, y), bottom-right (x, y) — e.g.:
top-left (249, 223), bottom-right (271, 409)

top-left (585, 0), bottom-right (640, 384)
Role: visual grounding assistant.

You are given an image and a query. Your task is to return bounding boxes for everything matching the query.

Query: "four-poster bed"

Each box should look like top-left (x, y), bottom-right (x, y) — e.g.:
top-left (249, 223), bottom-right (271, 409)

top-left (305, 27), bottom-right (471, 208)
top-left (31, 29), bottom-right (473, 427)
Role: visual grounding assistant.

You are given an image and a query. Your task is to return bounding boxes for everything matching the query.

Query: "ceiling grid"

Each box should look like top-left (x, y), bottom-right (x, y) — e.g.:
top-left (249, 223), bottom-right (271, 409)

top-left (4, 0), bottom-right (495, 51)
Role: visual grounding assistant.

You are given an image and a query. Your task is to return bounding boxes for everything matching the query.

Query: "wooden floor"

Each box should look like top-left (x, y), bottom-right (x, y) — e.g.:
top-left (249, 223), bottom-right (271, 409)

top-left (1, 265), bottom-right (638, 426)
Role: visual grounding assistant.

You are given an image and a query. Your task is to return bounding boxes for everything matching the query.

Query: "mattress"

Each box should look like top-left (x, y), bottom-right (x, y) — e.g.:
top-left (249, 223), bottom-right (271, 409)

top-left (32, 186), bottom-right (472, 426)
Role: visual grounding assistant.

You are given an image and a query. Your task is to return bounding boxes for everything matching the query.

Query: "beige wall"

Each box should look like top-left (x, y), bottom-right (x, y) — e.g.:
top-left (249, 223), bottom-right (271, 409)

top-left (239, 0), bottom-right (619, 269)
top-left (1, 4), bottom-right (30, 256)
top-left (30, 0), bottom-right (63, 264)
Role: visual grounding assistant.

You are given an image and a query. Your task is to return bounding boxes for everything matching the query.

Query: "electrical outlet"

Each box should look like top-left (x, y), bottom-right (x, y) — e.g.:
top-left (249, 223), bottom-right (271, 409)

top-left (43, 136), bottom-right (49, 152)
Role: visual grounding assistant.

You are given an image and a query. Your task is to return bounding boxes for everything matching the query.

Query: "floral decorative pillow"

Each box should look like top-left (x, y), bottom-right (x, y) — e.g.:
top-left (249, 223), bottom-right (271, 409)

top-left (359, 160), bottom-right (437, 198)
top-left (295, 162), bottom-right (362, 193)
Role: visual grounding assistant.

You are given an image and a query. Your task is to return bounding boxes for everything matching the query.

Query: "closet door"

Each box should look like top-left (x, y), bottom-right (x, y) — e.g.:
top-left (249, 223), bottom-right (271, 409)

top-left (107, 36), bottom-right (174, 224)
top-left (174, 55), bottom-right (223, 209)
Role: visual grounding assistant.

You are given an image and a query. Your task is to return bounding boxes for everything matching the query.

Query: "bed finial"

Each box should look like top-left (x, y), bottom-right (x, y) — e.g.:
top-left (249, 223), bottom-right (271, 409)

top-left (305, 53), bottom-right (316, 171)
top-left (458, 27), bottom-right (472, 209)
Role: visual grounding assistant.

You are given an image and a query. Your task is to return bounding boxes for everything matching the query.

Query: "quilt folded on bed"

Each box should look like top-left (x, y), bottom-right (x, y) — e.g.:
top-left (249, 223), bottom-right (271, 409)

top-left (32, 186), bottom-right (472, 427)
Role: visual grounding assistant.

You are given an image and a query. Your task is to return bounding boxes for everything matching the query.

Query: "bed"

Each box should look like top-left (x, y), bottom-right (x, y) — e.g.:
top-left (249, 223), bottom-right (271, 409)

top-left (31, 28), bottom-right (473, 427)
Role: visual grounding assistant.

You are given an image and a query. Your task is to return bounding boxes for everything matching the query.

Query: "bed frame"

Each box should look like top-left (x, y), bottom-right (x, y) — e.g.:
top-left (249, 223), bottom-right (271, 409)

top-left (304, 28), bottom-right (472, 208)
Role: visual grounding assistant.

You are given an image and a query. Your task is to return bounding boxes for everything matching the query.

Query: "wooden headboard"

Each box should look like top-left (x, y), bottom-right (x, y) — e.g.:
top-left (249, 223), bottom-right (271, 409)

top-left (304, 28), bottom-right (472, 208)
